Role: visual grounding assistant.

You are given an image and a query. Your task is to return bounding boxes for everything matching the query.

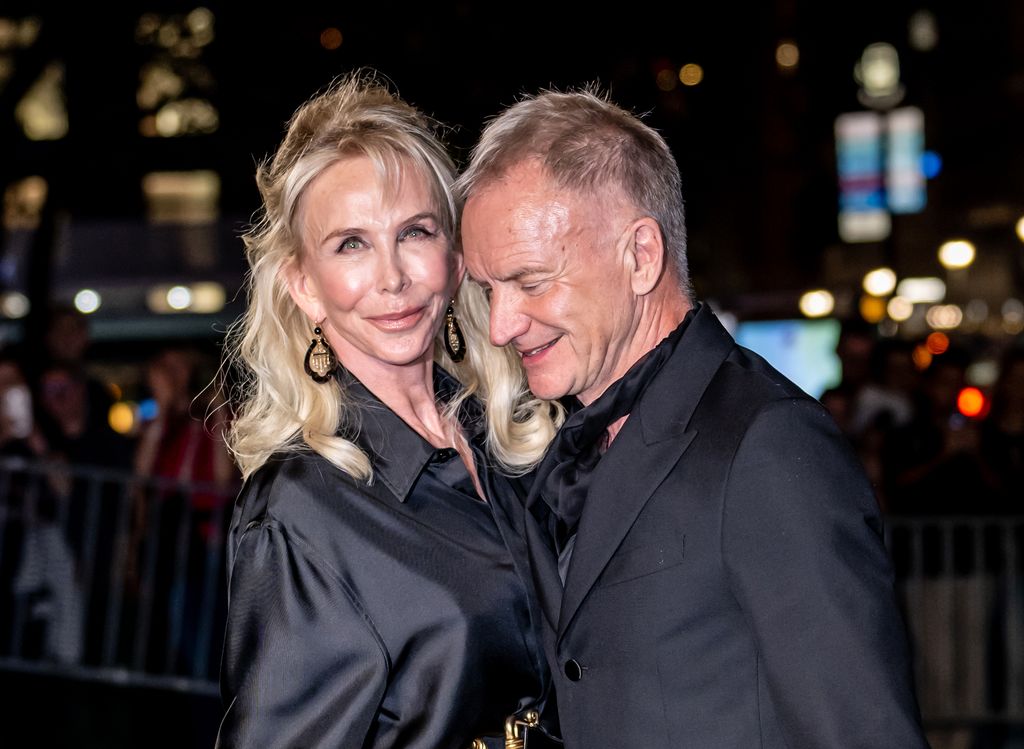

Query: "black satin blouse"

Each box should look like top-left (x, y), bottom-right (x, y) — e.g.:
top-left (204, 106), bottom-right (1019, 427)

top-left (216, 368), bottom-right (549, 749)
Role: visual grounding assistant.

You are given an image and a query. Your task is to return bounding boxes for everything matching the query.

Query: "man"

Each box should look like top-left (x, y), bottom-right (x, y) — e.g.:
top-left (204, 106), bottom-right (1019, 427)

top-left (456, 88), bottom-right (928, 748)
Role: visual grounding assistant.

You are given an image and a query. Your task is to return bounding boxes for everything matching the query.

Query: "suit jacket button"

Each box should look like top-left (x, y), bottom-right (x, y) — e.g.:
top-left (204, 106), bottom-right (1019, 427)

top-left (564, 659), bottom-right (583, 681)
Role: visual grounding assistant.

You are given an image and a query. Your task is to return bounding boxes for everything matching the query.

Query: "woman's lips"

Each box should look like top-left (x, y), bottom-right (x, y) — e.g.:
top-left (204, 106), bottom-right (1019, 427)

top-left (367, 307), bottom-right (426, 331)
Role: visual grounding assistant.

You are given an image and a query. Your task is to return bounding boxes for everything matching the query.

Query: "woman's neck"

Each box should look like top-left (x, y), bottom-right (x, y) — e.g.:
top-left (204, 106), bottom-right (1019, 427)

top-left (344, 356), bottom-right (451, 448)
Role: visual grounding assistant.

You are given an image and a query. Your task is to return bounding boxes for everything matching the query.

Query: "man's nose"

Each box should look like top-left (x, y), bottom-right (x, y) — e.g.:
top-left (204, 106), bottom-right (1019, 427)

top-left (489, 289), bottom-right (529, 347)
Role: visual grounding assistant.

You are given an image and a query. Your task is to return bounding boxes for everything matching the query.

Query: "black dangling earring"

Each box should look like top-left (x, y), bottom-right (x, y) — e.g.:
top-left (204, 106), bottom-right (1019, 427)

top-left (304, 320), bottom-right (338, 383)
top-left (443, 300), bottom-right (466, 362)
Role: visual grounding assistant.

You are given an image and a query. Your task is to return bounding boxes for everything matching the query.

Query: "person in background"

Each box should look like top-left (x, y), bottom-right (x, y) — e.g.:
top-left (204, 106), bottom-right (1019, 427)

top-left (216, 71), bottom-right (561, 748)
top-left (456, 85), bottom-right (928, 748)
top-left (0, 348), bottom-right (84, 665)
top-left (42, 303), bottom-right (116, 437)
top-left (980, 346), bottom-right (1024, 507)
top-left (0, 349), bottom-right (45, 459)
top-left (129, 346), bottom-right (237, 677)
top-left (35, 362), bottom-right (133, 471)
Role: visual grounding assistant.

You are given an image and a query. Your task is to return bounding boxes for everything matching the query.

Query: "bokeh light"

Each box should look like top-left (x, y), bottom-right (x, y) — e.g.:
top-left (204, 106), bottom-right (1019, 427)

top-left (887, 296), bottom-right (914, 322)
top-left (167, 285), bottom-right (192, 310)
top-left (775, 41), bottom-right (799, 69)
top-left (938, 239), bottom-right (976, 269)
top-left (863, 267), bottom-right (897, 296)
top-left (74, 289), bottom-right (101, 314)
top-left (320, 27), bottom-right (342, 50)
top-left (679, 64), bottom-right (703, 86)
top-left (109, 402), bottom-right (135, 435)
top-left (925, 331), bottom-right (949, 354)
top-left (859, 295), bottom-right (887, 323)
top-left (896, 277), bottom-right (945, 303)
top-left (656, 68), bottom-right (678, 91)
top-left (956, 387), bottom-right (987, 419)
top-left (926, 304), bottom-right (963, 330)
top-left (799, 289), bottom-right (834, 318)
top-left (0, 291), bottom-right (30, 318)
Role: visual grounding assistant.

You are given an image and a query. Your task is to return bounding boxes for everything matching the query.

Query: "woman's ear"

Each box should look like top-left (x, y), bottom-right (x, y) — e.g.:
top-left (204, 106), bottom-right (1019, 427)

top-left (625, 217), bottom-right (665, 296)
top-left (281, 258), bottom-right (322, 322)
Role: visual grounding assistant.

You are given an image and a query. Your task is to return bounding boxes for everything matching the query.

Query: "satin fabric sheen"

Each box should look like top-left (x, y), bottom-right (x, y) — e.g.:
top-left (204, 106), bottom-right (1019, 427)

top-left (216, 367), bottom-right (548, 748)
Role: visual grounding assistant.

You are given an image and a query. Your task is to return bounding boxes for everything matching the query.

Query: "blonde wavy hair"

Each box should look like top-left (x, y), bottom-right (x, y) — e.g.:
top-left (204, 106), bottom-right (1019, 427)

top-left (223, 70), bottom-right (562, 481)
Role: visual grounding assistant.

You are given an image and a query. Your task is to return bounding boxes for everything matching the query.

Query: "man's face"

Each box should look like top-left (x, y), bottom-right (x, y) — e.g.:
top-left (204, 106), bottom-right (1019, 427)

top-left (461, 161), bottom-right (639, 404)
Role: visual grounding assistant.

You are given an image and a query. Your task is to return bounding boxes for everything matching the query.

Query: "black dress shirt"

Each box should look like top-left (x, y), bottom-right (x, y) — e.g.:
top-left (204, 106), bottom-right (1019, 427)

top-left (216, 367), bottom-right (548, 748)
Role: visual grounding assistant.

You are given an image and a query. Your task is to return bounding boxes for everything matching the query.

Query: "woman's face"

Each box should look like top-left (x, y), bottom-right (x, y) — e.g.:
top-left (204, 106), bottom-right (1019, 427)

top-left (287, 155), bottom-right (461, 379)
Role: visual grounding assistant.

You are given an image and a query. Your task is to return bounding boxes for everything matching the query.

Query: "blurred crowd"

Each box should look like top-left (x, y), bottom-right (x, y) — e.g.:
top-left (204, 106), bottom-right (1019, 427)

top-left (2, 306), bottom-right (1022, 526)
top-left (1, 306), bottom-right (1022, 689)
top-left (820, 321), bottom-right (1024, 518)
top-left (0, 305), bottom-right (235, 488)
top-left (0, 305), bottom-right (238, 675)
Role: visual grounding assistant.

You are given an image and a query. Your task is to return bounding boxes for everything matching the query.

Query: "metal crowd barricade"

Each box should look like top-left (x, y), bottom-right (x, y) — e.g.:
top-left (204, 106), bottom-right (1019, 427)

top-left (886, 513), bottom-right (1024, 729)
top-left (0, 455), bottom-right (236, 696)
top-left (2, 453), bottom-right (1023, 732)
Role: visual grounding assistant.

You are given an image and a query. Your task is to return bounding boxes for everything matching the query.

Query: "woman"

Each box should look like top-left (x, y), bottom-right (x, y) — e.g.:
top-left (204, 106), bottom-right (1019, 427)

top-left (216, 71), bottom-right (562, 749)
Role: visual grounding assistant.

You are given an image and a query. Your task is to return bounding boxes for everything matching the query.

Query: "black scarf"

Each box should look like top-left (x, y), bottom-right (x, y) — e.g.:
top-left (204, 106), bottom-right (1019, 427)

top-left (530, 311), bottom-right (694, 563)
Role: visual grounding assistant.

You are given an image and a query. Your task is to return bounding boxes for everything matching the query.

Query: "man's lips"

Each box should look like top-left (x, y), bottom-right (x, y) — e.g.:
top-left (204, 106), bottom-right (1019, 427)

top-left (518, 337), bottom-right (559, 359)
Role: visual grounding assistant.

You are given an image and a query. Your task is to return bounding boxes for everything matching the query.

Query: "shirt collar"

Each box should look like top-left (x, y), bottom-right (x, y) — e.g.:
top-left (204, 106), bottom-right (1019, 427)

top-left (337, 365), bottom-right (481, 502)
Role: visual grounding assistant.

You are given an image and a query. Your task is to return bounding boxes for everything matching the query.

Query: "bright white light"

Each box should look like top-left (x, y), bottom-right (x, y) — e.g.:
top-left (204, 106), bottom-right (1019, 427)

top-left (838, 210), bottom-right (891, 243)
top-left (1016, 216), bottom-right (1024, 244)
top-left (799, 290), bottom-right (834, 318)
top-left (896, 276), bottom-right (945, 304)
top-left (938, 239), bottom-right (976, 269)
top-left (887, 296), bottom-right (914, 322)
top-left (926, 304), bottom-right (963, 330)
top-left (856, 43), bottom-right (900, 97)
top-left (863, 267), bottom-right (897, 296)
top-left (166, 285), bottom-right (192, 310)
top-left (74, 289), bottom-right (101, 314)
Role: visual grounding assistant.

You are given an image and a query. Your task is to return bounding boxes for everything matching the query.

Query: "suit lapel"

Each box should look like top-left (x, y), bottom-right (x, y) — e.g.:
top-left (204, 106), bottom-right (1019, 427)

top-left (558, 421), bottom-right (695, 636)
top-left (557, 304), bottom-right (736, 638)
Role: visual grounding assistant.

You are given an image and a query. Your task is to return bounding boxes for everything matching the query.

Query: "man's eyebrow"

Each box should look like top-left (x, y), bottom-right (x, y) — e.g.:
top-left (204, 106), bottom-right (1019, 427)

top-left (494, 266), bottom-right (548, 283)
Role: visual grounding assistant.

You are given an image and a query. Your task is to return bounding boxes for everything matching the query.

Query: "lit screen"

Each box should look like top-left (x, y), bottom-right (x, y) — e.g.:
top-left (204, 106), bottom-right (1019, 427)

top-left (733, 319), bottom-right (842, 399)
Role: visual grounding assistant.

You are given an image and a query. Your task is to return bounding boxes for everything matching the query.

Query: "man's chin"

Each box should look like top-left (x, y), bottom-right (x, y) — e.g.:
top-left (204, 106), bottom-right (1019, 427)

top-left (525, 375), bottom-right (572, 402)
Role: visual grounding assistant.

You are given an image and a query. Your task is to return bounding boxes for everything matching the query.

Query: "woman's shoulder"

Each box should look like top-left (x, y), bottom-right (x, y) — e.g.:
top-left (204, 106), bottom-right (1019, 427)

top-left (235, 449), bottom-right (361, 529)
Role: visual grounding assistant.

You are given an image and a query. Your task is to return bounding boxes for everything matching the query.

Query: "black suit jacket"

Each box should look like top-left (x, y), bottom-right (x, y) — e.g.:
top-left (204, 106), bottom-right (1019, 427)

top-left (522, 305), bottom-right (928, 748)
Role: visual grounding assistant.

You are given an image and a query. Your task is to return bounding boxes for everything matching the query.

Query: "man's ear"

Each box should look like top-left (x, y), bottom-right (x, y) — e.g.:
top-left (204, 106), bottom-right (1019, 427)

top-left (625, 217), bottom-right (665, 296)
top-left (281, 257), bottom-right (322, 323)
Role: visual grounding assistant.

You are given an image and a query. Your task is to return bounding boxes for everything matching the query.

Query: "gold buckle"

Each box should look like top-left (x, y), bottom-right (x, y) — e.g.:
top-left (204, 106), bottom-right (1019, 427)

top-left (469, 709), bottom-right (540, 749)
top-left (504, 709), bottom-right (540, 749)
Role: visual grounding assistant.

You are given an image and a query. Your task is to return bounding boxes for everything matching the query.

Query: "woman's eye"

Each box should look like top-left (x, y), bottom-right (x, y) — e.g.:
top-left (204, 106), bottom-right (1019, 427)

top-left (340, 237), bottom-right (362, 251)
top-left (400, 225), bottom-right (433, 241)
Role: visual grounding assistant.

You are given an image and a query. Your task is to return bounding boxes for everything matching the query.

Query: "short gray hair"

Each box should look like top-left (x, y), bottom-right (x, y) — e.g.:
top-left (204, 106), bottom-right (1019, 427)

top-left (456, 86), bottom-right (692, 298)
